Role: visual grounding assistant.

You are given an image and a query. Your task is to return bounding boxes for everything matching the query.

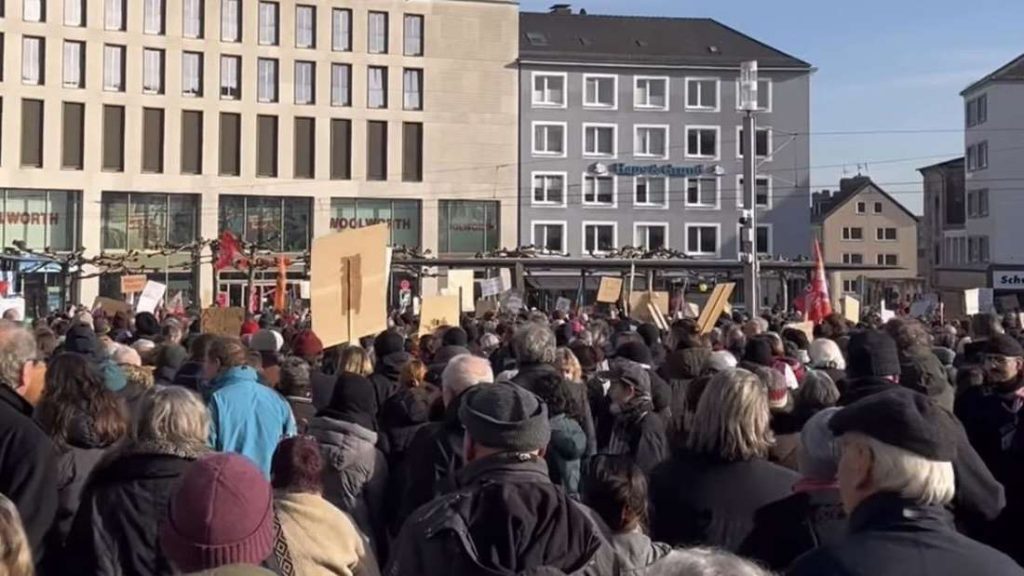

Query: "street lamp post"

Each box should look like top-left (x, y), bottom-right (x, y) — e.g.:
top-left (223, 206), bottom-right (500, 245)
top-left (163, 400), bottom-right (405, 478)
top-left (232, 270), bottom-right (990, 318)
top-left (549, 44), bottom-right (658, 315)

top-left (740, 60), bottom-right (760, 314)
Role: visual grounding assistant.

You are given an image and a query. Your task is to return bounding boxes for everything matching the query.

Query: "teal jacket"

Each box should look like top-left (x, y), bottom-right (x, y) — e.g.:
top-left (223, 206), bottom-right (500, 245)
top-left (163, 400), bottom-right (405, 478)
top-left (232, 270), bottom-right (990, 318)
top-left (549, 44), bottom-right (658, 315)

top-left (208, 366), bottom-right (296, 476)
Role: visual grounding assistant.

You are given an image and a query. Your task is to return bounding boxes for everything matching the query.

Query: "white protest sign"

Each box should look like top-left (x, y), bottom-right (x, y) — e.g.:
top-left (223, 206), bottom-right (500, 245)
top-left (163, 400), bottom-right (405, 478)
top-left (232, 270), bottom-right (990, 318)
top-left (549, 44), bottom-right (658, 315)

top-left (0, 297), bottom-right (26, 321)
top-left (500, 290), bottom-right (524, 314)
top-left (880, 302), bottom-right (896, 323)
top-left (555, 297), bottom-right (571, 313)
top-left (480, 276), bottom-right (506, 298)
top-left (136, 281), bottom-right (167, 314)
top-left (964, 289), bottom-right (980, 316)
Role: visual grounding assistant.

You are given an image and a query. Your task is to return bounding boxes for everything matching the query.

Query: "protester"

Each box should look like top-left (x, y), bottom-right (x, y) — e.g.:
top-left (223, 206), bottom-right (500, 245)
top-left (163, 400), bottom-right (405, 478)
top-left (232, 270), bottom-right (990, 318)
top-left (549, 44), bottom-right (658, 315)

top-left (61, 323), bottom-right (127, 393)
top-left (388, 381), bottom-right (616, 575)
top-left (605, 360), bottom-right (668, 472)
top-left (615, 340), bottom-right (674, 427)
top-left (555, 346), bottom-right (598, 455)
top-left (205, 336), bottom-right (296, 476)
top-left (119, 363), bottom-right (156, 420)
top-left (808, 338), bottom-right (847, 392)
top-left (279, 356), bottom-right (315, 433)
top-left (270, 436), bottom-right (380, 576)
top-left (0, 321), bottom-right (57, 566)
top-left (650, 368), bottom-right (799, 551)
top-left (0, 493), bottom-right (33, 576)
top-left (510, 322), bottom-right (563, 390)
top-left (36, 353), bottom-right (128, 545)
top-left (380, 360), bottom-right (433, 474)
top-left (66, 386), bottom-right (210, 575)
top-left (152, 343), bottom-right (187, 388)
top-left (307, 372), bottom-right (388, 556)
top-left (159, 453), bottom-right (276, 575)
top-left (789, 388), bottom-right (1023, 576)
top-left (770, 370), bottom-right (839, 471)
top-left (885, 318), bottom-right (955, 410)
top-left (531, 372), bottom-right (587, 497)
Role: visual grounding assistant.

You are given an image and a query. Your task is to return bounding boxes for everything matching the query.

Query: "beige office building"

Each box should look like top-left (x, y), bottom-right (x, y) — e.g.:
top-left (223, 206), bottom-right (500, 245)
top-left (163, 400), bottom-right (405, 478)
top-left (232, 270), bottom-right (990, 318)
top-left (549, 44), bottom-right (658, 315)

top-left (0, 0), bottom-right (518, 313)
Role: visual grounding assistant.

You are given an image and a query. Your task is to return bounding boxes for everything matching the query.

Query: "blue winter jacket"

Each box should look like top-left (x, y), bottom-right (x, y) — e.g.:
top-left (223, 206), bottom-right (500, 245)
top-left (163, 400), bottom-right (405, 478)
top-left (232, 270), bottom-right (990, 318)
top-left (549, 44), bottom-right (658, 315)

top-left (207, 366), bottom-right (296, 476)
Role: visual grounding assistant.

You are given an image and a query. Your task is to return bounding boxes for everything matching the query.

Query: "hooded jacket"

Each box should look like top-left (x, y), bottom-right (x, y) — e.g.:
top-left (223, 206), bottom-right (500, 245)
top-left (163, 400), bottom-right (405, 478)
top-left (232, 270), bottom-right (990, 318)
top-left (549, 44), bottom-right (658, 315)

top-left (545, 414), bottom-right (587, 498)
top-left (607, 397), bottom-right (668, 473)
top-left (899, 344), bottom-right (955, 411)
top-left (65, 440), bottom-right (207, 575)
top-left (370, 351), bottom-right (413, 411)
top-left (207, 366), bottom-right (297, 476)
top-left (386, 453), bottom-right (617, 576)
top-left (658, 348), bottom-right (709, 418)
top-left (307, 415), bottom-right (389, 557)
top-left (51, 411), bottom-right (122, 544)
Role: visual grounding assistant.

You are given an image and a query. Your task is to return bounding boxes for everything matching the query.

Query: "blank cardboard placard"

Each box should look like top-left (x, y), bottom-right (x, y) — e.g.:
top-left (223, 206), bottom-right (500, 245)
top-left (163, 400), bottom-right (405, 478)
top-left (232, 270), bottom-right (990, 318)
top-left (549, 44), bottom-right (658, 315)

top-left (448, 270), bottom-right (475, 312)
top-left (311, 224), bottom-right (389, 348)
top-left (843, 295), bottom-right (861, 323)
top-left (785, 321), bottom-right (815, 343)
top-left (629, 291), bottom-right (669, 316)
top-left (475, 299), bottom-right (499, 317)
top-left (93, 296), bottom-right (133, 316)
top-left (596, 277), bottom-right (623, 303)
top-left (419, 295), bottom-right (460, 336)
top-left (201, 307), bottom-right (245, 336)
top-left (697, 283), bottom-right (735, 335)
top-left (680, 301), bottom-right (700, 319)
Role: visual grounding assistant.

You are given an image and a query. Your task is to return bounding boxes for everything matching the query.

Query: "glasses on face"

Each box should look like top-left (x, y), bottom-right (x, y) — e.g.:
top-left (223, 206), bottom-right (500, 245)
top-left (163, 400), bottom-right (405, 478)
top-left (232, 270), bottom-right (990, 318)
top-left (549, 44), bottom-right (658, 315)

top-left (984, 355), bottom-right (1015, 367)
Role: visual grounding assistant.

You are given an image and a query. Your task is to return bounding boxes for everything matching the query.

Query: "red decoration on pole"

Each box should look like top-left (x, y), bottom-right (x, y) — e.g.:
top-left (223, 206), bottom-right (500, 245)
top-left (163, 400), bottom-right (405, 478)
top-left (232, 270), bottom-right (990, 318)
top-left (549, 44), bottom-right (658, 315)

top-left (803, 239), bottom-right (833, 324)
top-left (215, 231), bottom-right (242, 271)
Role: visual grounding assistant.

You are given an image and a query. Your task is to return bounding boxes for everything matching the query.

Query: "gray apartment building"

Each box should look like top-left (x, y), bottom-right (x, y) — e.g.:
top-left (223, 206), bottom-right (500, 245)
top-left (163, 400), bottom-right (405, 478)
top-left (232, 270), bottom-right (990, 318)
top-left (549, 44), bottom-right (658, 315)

top-left (517, 7), bottom-right (813, 282)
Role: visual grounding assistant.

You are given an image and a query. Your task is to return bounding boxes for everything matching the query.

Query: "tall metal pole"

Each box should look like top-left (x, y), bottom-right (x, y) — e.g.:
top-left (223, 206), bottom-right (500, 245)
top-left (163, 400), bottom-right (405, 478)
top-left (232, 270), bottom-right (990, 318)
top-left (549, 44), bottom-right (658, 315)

top-left (740, 60), bottom-right (760, 314)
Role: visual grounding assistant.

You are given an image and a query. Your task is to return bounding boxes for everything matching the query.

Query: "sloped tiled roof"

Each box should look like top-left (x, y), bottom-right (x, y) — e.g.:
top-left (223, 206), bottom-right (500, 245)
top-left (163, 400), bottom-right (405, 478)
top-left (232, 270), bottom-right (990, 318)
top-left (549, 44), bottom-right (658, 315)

top-left (961, 52), bottom-right (1024, 96)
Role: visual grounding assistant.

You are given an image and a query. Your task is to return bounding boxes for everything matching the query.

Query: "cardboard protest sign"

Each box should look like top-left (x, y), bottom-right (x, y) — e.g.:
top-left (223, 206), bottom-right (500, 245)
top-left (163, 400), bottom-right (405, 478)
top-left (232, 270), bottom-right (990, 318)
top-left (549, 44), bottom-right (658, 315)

top-left (120, 275), bottom-right (148, 294)
top-left (555, 297), bottom-right (572, 314)
top-left (475, 299), bottom-right (499, 317)
top-left (785, 321), bottom-right (815, 343)
top-left (629, 292), bottom-right (669, 317)
top-left (843, 295), bottom-right (861, 324)
top-left (448, 270), bottom-right (475, 312)
top-left (979, 288), bottom-right (994, 314)
top-left (697, 283), bottom-right (735, 335)
top-left (647, 302), bottom-right (670, 332)
top-left (135, 281), bottom-right (166, 314)
top-left (596, 277), bottom-right (623, 303)
top-left (1000, 294), bottom-right (1020, 312)
top-left (311, 224), bottom-right (389, 347)
top-left (419, 295), bottom-right (460, 336)
top-left (201, 307), bottom-right (245, 336)
top-left (93, 296), bottom-right (133, 316)
top-left (480, 276), bottom-right (506, 298)
top-left (680, 301), bottom-right (700, 319)
top-left (964, 289), bottom-right (980, 316)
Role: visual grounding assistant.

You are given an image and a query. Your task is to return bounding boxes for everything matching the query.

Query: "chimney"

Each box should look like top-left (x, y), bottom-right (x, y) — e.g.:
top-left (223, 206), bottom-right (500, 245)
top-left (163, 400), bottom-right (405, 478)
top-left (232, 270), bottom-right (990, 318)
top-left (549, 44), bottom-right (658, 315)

top-left (549, 4), bottom-right (572, 14)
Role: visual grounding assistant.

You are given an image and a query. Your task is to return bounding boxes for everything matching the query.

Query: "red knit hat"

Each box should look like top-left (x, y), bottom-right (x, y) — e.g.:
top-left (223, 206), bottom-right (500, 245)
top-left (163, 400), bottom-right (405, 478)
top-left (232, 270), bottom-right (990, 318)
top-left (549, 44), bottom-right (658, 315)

top-left (240, 320), bottom-right (260, 336)
top-left (160, 453), bottom-right (274, 573)
top-left (291, 330), bottom-right (324, 358)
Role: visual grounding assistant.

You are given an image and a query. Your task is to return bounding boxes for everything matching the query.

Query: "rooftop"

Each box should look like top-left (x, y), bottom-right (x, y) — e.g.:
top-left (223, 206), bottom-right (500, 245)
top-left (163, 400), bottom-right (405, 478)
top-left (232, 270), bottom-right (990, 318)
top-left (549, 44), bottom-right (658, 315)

top-left (917, 157), bottom-right (964, 173)
top-left (961, 52), bottom-right (1024, 96)
top-left (812, 176), bottom-right (918, 223)
top-left (519, 9), bottom-right (812, 69)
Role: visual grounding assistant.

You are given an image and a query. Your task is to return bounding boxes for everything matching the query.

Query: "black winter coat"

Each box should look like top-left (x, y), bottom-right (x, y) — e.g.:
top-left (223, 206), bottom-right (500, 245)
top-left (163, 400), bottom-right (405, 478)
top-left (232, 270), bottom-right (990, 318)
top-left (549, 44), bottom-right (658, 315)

top-left (51, 413), bottom-right (121, 545)
top-left (65, 443), bottom-right (204, 575)
top-left (370, 351), bottom-right (412, 412)
top-left (649, 452), bottom-right (799, 551)
top-left (511, 362), bottom-right (564, 393)
top-left (607, 399), bottom-right (668, 473)
top-left (0, 385), bottom-right (58, 566)
top-left (788, 493), bottom-right (1024, 576)
top-left (739, 485), bottom-right (846, 571)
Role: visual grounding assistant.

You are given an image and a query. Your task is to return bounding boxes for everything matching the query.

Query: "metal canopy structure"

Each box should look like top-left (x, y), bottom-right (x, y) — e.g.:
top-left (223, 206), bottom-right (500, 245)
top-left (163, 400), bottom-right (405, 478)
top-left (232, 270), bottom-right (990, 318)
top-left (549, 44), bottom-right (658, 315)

top-left (392, 256), bottom-right (894, 273)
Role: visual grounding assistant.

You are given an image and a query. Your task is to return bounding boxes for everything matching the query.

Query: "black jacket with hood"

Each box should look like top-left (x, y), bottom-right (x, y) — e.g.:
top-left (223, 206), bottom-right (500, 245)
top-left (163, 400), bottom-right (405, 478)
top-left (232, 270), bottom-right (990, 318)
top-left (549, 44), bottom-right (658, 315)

top-left (386, 453), bottom-right (617, 576)
top-left (370, 350), bottom-right (413, 412)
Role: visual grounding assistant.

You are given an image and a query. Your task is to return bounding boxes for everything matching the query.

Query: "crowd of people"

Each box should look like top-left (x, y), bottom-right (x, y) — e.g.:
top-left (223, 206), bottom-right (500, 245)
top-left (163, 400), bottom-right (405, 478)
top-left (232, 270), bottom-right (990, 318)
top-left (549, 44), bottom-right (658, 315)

top-left (1, 304), bottom-right (1024, 575)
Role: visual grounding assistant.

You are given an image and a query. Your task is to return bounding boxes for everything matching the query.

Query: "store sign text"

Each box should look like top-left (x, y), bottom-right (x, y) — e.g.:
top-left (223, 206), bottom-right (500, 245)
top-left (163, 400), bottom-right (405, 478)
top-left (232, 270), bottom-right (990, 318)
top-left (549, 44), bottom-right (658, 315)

top-left (330, 218), bottom-right (415, 230)
top-left (3, 212), bottom-right (60, 226)
top-left (993, 270), bottom-right (1024, 290)
top-left (608, 163), bottom-right (719, 177)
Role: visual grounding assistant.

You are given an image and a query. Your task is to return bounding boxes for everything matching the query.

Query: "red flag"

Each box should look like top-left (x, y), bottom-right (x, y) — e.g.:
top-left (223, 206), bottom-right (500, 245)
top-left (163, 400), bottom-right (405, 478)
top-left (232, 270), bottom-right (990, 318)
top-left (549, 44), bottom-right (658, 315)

top-left (803, 240), bottom-right (833, 324)
top-left (215, 230), bottom-right (242, 271)
top-left (274, 256), bottom-right (289, 312)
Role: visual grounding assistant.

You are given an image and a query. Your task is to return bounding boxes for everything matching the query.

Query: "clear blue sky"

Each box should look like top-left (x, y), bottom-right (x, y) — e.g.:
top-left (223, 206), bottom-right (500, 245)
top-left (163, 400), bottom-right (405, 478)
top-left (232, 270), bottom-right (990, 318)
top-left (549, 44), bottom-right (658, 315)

top-left (520, 0), bottom-right (1024, 213)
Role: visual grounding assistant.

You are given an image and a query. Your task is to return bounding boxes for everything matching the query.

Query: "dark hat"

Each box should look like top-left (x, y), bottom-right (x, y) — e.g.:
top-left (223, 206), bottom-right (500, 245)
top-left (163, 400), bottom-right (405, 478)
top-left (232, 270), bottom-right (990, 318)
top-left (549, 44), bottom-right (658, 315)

top-left (602, 359), bottom-right (652, 396)
top-left (134, 312), bottom-right (160, 339)
top-left (829, 387), bottom-right (957, 461)
top-left (743, 337), bottom-right (775, 367)
top-left (323, 373), bottom-right (379, 431)
top-left (984, 334), bottom-right (1024, 358)
top-left (442, 327), bottom-right (469, 347)
top-left (569, 342), bottom-right (598, 374)
top-left (156, 344), bottom-right (188, 372)
top-left (847, 330), bottom-right (901, 378)
top-left (159, 453), bottom-right (274, 573)
top-left (637, 323), bottom-right (661, 348)
top-left (459, 381), bottom-right (551, 452)
top-left (291, 330), bottom-right (324, 358)
top-left (374, 330), bottom-right (406, 358)
top-left (64, 324), bottom-right (103, 363)
top-left (616, 341), bottom-right (653, 366)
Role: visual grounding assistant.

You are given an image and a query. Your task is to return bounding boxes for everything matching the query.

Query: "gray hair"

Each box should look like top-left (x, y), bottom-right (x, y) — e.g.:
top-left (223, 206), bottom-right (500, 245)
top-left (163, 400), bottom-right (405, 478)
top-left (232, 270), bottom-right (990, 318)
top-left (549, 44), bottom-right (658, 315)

top-left (279, 356), bottom-right (311, 397)
top-left (844, 433), bottom-right (955, 507)
top-left (0, 492), bottom-right (32, 576)
top-left (133, 386), bottom-right (210, 448)
top-left (686, 369), bottom-right (773, 461)
top-left (442, 354), bottom-right (494, 401)
top-left (645, 548), bottom-right (773, 576)
top-left (512, 323), bottom-right (557, 366)
top-left (0, 320), bottom-right (36, 391)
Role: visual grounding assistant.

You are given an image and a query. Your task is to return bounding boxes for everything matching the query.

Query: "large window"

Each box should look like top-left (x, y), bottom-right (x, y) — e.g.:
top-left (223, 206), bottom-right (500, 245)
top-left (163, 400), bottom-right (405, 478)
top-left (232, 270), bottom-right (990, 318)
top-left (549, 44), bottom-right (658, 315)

top-left (182, 52), bottom-right (203, 96)
top-left (583, 74), bottom-right (616, 108)
top-left (532, 222), bottom-right (565, 253)
top-left (532, 72), bottom-right (566, 107)
top-left (332, 9), bottom-right (351, 51)
top-left (685, 78), bottom-right (718, 110)
top-left (143, 0), bottom-right (164, 34)
top-left (331, 64), bottom-right (351, 107)
top-left (533, 122), bottom-right (565, 157)
top-left (531, 173), bottom-right (565, 206)
top-left (62, 41), bottom-right (84, 88)
top-left (968, 189), bottom-right (990, 218)
top-left (105, 0), bottom-right (125, 30)
top-left (103, 44), bottom-right (125, 91)
top-left (219, 195), bottom-right (312, 252)
top-left (64, 0), bottom-right (84, 26)
top-left (967, 141), bottom-right (988, 171)
top-left (439, 200), bottom-right (499, 255)
top-left (403, 68), bottom-right (422, 110)
top-left (404, 14), bottom-right (423, 56)
top-left (101, 192), bottom-right (197, 250)
top-left (842, 227), bottom-right (864, 241)
top-left (0, 189), bottom-right (79, 251)
top-left (182, 0), bottom-right (203, 38)
top-left (685, 225), bottom-right (719, 256)
top-left (634, 125), bottom-right (667, 158)
top-left (583, 175), bottom-right (615, 206)
top-left (736, 78), bottom-right (771, 111)
top-left (330, 198), bottom-right (421, 248)
top-left (737, 175), bottom-right (771, 208)
top-left (142, 48), bottom-right (164, 94)
top-left (368, 11), bottom-right (388, 53)
top-left (876, 227), bottom-right (897, 241)
top-left (738, 127), bottom-right (771, 159)
top-left (221, 0), bottom-right (240, 41)
top-left (686, 177), bottom-right (718, 208)
top-left (966, 94), bottom-right (987, 127)
top-left (635, 223), bottom-right (667, 251)
top-left (583, 124), bottom-right (616, 157)
top-left (220, 55), bottom-right (240, 99)
top-left (294, 61), bottom-right (314, 105)
top-left (295, 5), bottom-right (315, 48)
top-left (23, 0), bottom-right (43, 21)
top-left (258, 1), bottom-right (279, 45)
top-left (257, 58), bottom-right (278, 103)
top-left (22, 37), bottom-right (43, 85)
top-left (685, 126), bottom-right (719, 159)
top-left (368, 66), bottom-right (388, 109)
top-left (583, 223), bottom-right (616, 254)
top-left (635, 176), bottom-right (667, 207)
top-left (634, 77), bottom-right (668, 109)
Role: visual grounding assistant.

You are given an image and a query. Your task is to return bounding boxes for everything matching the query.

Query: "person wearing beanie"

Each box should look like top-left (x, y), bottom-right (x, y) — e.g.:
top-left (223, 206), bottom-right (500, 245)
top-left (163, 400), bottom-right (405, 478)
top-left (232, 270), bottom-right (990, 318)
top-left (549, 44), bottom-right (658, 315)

top-left (133, 312), bottom-right (161, 345)
top-left (270, 437), bottom-right (380, 576)
top-left (740, 408), bottom-right (847, 570)
top-left (153, 343), bottom-right (188, 387)
top-left (387, 381), bottom-right (617, 576)
top-left (790, 388), bottom-right (1024, 576)
top-left (240, 319), bottom-right (260, 338)
top-left (306, 372), bottom-right (388, 557)
top-left (368, 330), bottom-right (412, 412)
top-left (616, 341), bottom-right (673, 429)
top-left (604, 359), bottom-right (668, 472)
top-left (160, 453), bottom-right (276, 574)
top-left (205, 336), bottom-right (297, 477)
top-left (884, 318), bottom-right (955, 411)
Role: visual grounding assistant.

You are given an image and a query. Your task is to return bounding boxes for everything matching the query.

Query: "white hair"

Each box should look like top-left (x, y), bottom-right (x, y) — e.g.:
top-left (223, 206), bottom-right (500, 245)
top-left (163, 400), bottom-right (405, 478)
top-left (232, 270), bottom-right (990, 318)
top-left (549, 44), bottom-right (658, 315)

top-left (846, 433), bottom-right (955, 507)
top-left (645, 548), bottom-right (773, 576)
top-left (442, 354), bottom-right (493, 403)
top-left (809, 338), bottom-right (846, 371)
top-left (134, 386), bottom-right (210, 448)
top-left (112, 344), bottom-right (142, 367)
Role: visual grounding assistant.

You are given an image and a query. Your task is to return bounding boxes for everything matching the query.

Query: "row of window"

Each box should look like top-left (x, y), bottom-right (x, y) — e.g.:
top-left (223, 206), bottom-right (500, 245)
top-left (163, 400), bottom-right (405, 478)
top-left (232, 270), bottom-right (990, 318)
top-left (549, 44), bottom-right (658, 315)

top-left (967, 189), bottom-right (990, 219)
top-left (7, 0), bottom-right (425, 57)
top-left (7, 98), bottom-right (424, 181)
top-left (854, 201), bottom-right (884, 215)
top-left (530, 172), bottom-right (771, 209)
top-left (943, 235), bottom-right (990, 265)
top-left (966, 141), bottom-right (989, 172)
top-left (531, 72), bottom-right (772, 112)
top-left (966, 93), bottom-right (987, 128)
top-left (840, 226), bottom-right (899, 241)
top-left (532, 122), bottom-right (771, 160)
top-left (531, 221), bottom-right (772, 257)
top-left (839, 252), bottom-right (900, 266)
top-left (15, 36), bottom-right (424, 110)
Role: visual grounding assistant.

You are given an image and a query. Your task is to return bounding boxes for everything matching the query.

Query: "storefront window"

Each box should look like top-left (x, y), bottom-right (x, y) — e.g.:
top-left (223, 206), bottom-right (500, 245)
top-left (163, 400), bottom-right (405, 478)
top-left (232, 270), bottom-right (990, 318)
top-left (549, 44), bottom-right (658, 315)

top-left (219, 195), bottom-right (312, 252)
top-left (0, 189), bottom-right (79, 251)
top-left (329, 198), bottom-right (421, 248)
top-left (101, 192), bottom-right (199, 250)
top-left (438, 200), bottom-right (499, 254)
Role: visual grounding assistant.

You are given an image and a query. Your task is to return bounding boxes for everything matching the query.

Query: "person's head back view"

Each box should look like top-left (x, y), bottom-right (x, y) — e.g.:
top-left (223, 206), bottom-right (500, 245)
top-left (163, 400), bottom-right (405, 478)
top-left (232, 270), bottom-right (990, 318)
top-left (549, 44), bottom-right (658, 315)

top-left (0, 493), bottom-right (33, 576)
top-left (645, 548), bottom-right (773, 576)
top-left (685, 368), bottom-right (772, 462)
top-left (36, 353), bottom-right (127, 450)
top-left (512, 323), bottom-right (556, 367)
top-left (133, 386), bottom-right (209, 452)
top-left (271, 436), bottom-right (324, 495)
top-left (0, 320), bottom-right (43, 404)
top-left (581, 454), bottom-right (649, 534)
top-left (441, 354), bottom-right (493, 407)
top-left (458, 381), bottom-right (550, 461)
top-left (160, 453), bottom-right (274, 573)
